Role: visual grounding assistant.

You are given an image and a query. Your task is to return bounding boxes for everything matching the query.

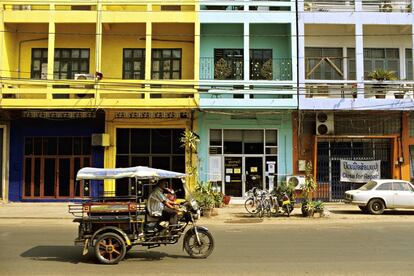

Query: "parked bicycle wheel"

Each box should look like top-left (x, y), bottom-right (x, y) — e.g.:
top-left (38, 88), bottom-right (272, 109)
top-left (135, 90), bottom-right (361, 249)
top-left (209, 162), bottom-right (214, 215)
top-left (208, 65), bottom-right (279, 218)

top-left (244, 197), bottom-right (258, 214)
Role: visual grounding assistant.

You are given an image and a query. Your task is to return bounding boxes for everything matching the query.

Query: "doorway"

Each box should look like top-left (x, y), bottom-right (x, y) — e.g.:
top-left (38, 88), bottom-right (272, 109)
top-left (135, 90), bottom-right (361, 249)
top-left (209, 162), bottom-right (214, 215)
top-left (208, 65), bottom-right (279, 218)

top-left (223, 156), bottom-right (264, 197)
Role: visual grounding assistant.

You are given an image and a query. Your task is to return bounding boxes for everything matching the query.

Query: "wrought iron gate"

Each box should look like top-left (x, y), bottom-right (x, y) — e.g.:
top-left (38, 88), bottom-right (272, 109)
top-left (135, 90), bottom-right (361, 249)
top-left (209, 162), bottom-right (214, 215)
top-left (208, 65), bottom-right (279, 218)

top-left (316, 138), bottom-right (392, 201)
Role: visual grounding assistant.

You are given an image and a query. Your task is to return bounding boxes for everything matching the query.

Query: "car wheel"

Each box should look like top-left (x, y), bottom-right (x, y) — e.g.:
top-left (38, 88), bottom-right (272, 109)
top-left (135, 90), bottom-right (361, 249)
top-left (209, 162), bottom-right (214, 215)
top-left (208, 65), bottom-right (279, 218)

top-left (358, 206), bottom-right (369, 214)
top-left (367, 199), bottom-right (385, 215)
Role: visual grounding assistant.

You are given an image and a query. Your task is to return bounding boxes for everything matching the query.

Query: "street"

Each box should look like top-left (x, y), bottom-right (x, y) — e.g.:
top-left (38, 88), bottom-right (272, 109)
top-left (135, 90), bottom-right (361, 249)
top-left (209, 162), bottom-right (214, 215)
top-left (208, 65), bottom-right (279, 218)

top-left (1, 218), bottom-right (414, 275)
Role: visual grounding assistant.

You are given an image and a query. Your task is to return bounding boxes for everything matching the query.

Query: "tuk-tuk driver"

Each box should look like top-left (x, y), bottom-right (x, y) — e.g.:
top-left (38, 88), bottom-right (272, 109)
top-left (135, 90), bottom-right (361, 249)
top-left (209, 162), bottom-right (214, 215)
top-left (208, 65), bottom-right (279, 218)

top-left (147, 179), bottom-right (179, 226)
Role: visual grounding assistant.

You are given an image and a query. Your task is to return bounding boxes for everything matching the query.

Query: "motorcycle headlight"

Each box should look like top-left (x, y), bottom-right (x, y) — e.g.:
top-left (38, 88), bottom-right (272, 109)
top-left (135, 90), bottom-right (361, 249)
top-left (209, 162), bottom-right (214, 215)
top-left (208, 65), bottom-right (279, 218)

top-left (190, 199), bottom-right (199, 210)
top-left (192, 209), bottom-right (201, 220)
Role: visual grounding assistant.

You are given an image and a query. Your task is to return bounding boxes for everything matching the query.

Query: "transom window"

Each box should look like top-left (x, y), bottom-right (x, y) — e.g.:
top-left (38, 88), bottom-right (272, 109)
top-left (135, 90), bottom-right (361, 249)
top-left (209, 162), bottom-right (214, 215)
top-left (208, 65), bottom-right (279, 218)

top-left (209, 129), bottom-right (278, 155)
top-left (123, 49), bottom-right (145, 79)
top-left (31, 48), bottom-right (90, 79)
top-left (151, 49), bottom-right (182, 80)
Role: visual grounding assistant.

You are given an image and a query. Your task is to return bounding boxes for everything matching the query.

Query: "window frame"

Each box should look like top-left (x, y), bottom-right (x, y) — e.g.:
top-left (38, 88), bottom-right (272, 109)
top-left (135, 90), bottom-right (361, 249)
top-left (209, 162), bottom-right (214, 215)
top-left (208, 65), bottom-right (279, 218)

top-left (123, 48), bottom-right (145, 80)
top-left (30, 48), bottom-right (48, 79)
top-left (31, 48), bottom-right (90, 80)
top-left (250, 49), bottom-right (273, 80)
top-left (151, 48), bottom-right (182, 80)
top-left (214, 48), bottom-right (244, 80)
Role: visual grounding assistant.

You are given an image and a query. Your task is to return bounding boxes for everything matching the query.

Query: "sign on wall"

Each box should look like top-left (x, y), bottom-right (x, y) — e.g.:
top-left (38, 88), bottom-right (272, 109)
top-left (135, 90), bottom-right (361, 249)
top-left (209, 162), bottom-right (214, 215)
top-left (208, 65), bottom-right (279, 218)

top-left (209, 156), bottom-right (222, 182)
top-left (340, 160), bottom-right (381, 183)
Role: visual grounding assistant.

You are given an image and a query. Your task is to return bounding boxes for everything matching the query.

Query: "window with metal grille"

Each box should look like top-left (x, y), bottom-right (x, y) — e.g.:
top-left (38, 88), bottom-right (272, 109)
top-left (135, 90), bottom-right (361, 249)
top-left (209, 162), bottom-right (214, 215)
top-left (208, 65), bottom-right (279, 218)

top-left (305, 47), bottom-right (344, 80)
top-left (335, 113), bottom-right (401, 135)
top-left (214, 49), bottom-right (244, 80)
top-left (151, 49), bottom-right (182, 80)
top-left (123, 49), bottom-right (145, 80)
top-left (250, 49), bottom-right (272, 80)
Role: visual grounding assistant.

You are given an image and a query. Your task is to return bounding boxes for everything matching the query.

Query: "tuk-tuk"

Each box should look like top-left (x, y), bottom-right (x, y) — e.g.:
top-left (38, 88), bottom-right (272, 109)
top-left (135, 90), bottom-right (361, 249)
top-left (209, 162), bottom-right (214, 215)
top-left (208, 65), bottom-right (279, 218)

top-left (69, 166), bottom-right (214, 264)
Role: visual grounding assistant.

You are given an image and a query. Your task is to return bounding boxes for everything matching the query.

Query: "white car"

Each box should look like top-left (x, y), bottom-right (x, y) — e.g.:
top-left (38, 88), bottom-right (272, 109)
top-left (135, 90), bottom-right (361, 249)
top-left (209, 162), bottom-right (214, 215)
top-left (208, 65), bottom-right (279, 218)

top-left (344, 179), bottom-right (414, 215)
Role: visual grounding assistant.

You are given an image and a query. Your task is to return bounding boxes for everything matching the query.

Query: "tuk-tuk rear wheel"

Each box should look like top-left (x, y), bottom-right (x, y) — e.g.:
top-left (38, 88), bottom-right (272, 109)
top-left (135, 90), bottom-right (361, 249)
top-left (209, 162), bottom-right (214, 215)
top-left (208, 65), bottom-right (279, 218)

top-left (94, 232), bottom-right (126, 264)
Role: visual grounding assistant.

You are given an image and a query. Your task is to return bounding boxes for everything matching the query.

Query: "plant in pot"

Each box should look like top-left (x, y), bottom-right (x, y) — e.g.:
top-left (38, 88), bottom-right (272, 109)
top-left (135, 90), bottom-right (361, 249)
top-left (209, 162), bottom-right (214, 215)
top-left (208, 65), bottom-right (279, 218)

top-left (193, 182), bottom-right (215, 217)
top-left (314, 200), bottom-right (325, 216)
top-left (301, 161), bottom-right (318, 217)
top-left (367, 69), bottom-right (397, 99)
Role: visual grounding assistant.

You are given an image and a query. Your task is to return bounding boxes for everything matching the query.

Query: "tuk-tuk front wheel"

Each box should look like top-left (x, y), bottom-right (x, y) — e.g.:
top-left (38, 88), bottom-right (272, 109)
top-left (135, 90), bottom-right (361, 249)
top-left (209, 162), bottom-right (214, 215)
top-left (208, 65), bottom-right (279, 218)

top-left (94, 233), bottom-right (126, 264)
top-left (183, 229), bottom-right (214, 259)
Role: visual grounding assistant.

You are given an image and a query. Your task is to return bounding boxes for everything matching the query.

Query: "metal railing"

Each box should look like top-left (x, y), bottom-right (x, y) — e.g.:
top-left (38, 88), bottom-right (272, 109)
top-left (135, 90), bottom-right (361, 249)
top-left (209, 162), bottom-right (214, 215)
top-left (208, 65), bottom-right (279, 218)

top-left (200, 57), bottom-right (292, 81)
top-left (304, 0), bottom-right (411, 12)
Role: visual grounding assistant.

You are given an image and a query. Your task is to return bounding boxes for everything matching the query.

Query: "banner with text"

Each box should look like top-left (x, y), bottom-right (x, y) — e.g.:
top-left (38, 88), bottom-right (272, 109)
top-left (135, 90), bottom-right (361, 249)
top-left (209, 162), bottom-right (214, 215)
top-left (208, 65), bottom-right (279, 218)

top-left (340, 160), bottom-right (381, 183)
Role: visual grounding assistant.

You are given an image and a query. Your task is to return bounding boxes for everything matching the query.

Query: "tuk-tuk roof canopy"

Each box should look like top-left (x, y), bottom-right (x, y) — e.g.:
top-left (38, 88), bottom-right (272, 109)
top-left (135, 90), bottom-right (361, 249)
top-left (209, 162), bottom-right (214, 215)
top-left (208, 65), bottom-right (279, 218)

top-left (76, 166), bottom-right (186, 180)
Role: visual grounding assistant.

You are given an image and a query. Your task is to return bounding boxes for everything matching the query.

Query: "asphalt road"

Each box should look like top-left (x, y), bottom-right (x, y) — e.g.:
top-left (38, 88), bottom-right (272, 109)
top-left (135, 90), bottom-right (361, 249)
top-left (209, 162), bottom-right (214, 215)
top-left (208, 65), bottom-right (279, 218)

top-left (1, 219), bottom-right (414, 276)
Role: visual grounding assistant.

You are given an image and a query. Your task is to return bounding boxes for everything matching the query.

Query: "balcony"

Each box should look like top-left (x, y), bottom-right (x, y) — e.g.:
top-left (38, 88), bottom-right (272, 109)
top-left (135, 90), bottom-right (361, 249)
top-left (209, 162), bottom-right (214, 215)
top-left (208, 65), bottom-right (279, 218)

top-left (200, 0), bottom-right (293, 12)
top-left (2, 1), bottom-right (197, 24)
top-left (200, 57), bottom-right (292, 81)
top-left (303, 0), bottom-right (411, 12)
top-left (0, 78), bottom-right (198, 109)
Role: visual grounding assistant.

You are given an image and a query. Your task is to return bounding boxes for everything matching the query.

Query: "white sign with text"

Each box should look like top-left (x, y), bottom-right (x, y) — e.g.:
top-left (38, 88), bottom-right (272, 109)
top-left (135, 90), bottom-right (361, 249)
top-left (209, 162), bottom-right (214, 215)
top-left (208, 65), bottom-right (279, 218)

top-left (340, 160), bottom-right (381, 183)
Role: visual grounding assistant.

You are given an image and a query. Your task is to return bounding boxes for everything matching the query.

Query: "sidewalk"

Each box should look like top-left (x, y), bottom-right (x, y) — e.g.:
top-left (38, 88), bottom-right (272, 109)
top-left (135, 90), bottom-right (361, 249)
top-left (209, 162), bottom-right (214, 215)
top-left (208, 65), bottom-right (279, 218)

top-left (0, 201), bottom-right (354, 220)
top-left (1, 201), bottom-right (414, 224)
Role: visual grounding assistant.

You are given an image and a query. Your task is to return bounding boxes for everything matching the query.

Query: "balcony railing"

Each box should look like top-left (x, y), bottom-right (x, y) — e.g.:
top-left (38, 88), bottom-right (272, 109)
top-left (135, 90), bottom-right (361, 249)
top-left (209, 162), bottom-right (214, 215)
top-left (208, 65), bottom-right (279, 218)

top-left (304, 0), bottom-right (411, 12)
top-left (200, 57), bottom-right (292, 81)
top-left (0, 78), bottom-right (197, 108)
top-left (200, 0), bottom-right (293, 12)
top-left (304, 80), bottom-right (414, 99)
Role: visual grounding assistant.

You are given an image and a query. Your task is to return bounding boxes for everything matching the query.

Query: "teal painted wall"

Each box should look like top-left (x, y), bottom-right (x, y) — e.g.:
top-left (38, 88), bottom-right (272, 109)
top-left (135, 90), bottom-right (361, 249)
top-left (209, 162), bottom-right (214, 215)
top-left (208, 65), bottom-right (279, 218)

top-left (250, 23), bottom-right (291, 59)
top-left (200, 23), bottom-right (244, 58)
top-left (196, 111), bottom-right (293, 185)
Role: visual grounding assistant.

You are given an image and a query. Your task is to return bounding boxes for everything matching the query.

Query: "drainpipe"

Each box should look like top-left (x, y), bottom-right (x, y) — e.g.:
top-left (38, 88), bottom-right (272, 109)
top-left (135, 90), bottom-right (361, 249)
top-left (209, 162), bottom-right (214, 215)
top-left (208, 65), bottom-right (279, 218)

top-left (18, 38), bottom-right (48, 79)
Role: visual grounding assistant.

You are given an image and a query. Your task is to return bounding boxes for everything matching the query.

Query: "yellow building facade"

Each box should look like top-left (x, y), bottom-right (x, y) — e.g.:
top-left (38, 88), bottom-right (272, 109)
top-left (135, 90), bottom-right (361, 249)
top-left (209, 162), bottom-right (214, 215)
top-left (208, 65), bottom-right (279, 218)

top-left (1, 1), bottom-right (200, 200)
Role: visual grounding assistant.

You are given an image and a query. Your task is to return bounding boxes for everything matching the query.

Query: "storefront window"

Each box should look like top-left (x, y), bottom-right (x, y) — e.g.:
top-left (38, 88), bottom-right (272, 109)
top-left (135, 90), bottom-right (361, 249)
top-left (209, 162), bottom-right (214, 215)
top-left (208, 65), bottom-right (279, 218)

top-left (115, 128), bottom-right (185, 197)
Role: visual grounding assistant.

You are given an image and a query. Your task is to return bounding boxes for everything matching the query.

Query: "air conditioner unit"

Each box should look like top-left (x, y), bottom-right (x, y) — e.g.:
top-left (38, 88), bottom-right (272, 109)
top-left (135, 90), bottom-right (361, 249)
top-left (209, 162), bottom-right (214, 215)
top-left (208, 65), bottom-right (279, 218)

top-left (286, 175), bottom-right (306, 190)
top-left (316, 112), bottom-right (334, 135)
top-left (74, 73), bottom-right (94, 80)
top-left (91, 133), bottom-right (110, 147)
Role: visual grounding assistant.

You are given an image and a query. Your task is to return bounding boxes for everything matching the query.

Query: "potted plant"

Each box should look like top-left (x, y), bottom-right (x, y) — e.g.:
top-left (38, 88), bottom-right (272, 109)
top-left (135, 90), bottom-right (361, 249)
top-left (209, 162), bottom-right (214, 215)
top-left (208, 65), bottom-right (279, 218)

top-left (193, 182), bottom-right (216, 217)
top-left (223, 194), bottom-right (231, 205)
top-left (314, 200), bottom-right (325, 216)
top-left (368, 69), bottom-right (397, 98)
top-left (301, 161), bottom-right (318, 217)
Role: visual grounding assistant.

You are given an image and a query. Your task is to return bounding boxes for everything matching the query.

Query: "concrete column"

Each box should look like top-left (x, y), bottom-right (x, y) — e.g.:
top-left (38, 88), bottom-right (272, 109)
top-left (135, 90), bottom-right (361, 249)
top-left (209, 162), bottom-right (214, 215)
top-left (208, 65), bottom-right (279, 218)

top-left (47, 20), bottom-right (55, 100)
top-left (243, 22), bottom-right (250, 82)
top-left (194, 22), bottom-right (200, 82)
top-left (298, 18), bottom-right (306, 103)
top-left (355, 24), bottom-right (364, 99)
top-left (0, 6), bottom-right (4, 79)
top-left (355, 0), bottom-right (362, 12)
top-left (95, 3), bottom-right (103, 75)
top-left (291, 20), bottom-right (298, 84)
top-left (400, 47), bottom-right (406, 80)
top-left (145, 22), bottom-right (152, 81)
top-left (412, 24), bottom-right (414, 81)
top-left (297, 0), bottom-right (304, 12)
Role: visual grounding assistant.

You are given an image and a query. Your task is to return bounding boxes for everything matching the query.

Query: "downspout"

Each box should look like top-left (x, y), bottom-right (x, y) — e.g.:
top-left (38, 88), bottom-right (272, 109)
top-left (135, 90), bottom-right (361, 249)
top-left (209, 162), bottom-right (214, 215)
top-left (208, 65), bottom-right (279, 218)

top-left (18, 38), bottom-right (48, 79)
top-left (295, 0), bottom-right (300, 160)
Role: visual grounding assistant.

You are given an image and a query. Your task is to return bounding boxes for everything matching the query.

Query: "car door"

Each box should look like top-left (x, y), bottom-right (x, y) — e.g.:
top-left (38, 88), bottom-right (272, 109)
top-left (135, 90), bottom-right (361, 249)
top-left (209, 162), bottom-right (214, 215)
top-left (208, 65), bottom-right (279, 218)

top-left (392, 182), bottom-right (414, 208)
top-left (374, 182), bottom-right (394, 207)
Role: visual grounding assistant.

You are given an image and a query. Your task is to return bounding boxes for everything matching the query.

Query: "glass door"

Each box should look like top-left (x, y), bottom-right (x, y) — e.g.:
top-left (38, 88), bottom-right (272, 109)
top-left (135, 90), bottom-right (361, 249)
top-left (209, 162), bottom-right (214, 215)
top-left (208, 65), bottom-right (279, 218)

top-left (224, 157), bottom-right (243, 197)
top-left (244, 157), bottom-right (264, 193)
